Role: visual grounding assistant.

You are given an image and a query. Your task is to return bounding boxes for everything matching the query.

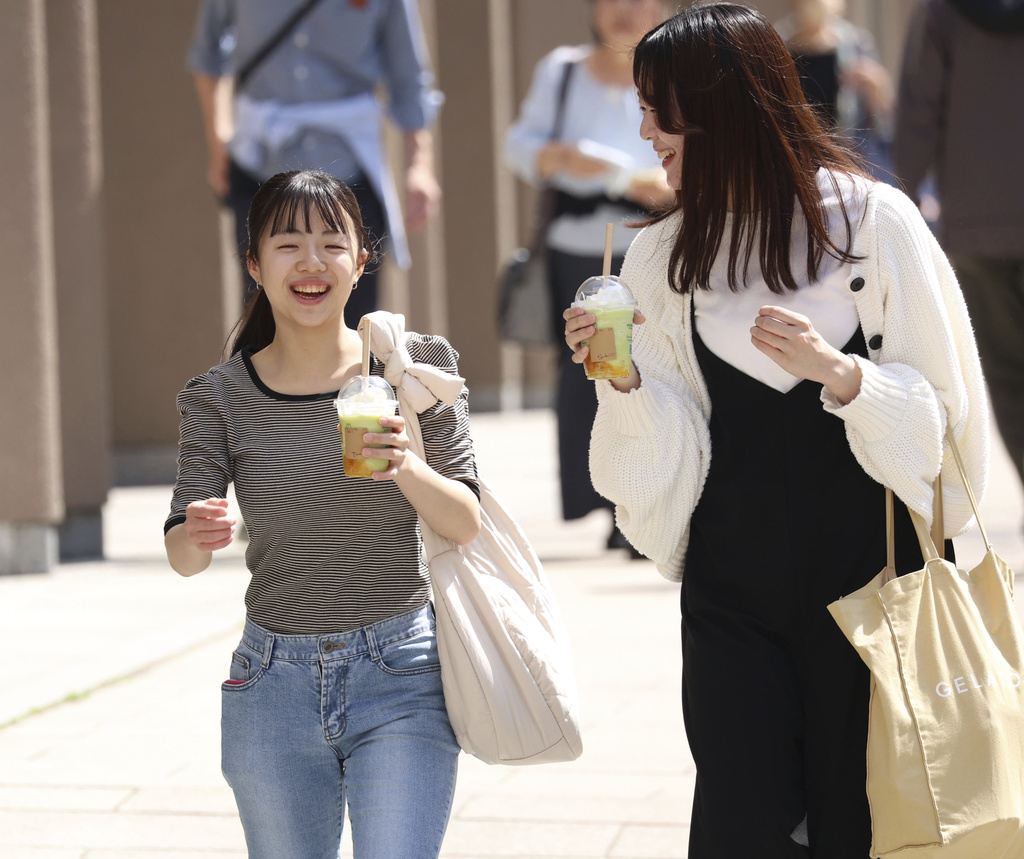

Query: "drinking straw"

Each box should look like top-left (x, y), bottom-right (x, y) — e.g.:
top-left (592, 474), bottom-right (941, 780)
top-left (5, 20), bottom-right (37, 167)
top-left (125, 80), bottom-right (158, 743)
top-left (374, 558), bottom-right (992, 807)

top-left (602, 223), bottom-right (614, 279)
top-left (359, 318), bottom-right (371, 391)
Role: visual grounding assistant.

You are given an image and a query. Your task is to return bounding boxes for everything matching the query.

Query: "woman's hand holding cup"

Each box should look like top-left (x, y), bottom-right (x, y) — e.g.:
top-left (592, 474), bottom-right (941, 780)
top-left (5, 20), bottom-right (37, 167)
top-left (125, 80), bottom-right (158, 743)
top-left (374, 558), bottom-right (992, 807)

top-left (563, 304), bottom-right (646, 392)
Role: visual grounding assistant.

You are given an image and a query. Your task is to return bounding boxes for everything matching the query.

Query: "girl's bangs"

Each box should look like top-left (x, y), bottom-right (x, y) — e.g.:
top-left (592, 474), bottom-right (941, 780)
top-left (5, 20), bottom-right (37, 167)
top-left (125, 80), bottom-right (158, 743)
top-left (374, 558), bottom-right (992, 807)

top-left (266, 180), bottom-right (350, 238)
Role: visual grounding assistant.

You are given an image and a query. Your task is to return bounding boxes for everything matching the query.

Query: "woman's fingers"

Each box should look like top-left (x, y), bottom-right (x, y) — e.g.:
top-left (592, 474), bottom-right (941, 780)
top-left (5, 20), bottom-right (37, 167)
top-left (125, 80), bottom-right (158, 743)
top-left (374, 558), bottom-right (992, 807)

top-left (751, 306), bottom-right (811, 351)
top-left (184, 498), bottom-right (235, 551)
top-left (367, 416), bottom-right (408, 452)
top-left (564, 305), bottom-right (595, 363)
top-left (364, 415), bottom-right (412, 480)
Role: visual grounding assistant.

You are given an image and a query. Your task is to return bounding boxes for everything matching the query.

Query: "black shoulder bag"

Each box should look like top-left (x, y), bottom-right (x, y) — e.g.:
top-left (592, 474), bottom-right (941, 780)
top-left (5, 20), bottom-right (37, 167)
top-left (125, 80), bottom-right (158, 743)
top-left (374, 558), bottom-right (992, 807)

top-left (497, 61), bottom-right (577, 348)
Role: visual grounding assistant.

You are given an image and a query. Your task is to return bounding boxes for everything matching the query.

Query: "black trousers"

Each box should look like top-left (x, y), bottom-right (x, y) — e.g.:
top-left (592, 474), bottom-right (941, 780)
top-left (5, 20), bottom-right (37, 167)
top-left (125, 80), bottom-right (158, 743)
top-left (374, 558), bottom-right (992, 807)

top-left (953, 255), bottom-right (1024, 485)
top-left (224, 160), bottom-right (385, 329)
top-left (548, 248), bottom-right (621, 522)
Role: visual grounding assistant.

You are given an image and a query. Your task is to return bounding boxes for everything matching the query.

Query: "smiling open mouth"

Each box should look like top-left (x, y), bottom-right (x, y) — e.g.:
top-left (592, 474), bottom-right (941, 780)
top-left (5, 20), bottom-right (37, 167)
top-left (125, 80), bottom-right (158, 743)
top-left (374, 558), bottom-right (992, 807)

top-left (292, 283), bottom-right (330, 297)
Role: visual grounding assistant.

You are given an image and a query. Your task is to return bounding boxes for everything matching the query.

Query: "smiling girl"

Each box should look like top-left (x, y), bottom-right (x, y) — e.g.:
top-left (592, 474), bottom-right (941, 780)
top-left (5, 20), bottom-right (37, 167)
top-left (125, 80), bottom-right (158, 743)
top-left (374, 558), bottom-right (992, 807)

top-left (164, 170), bottom-right (480, 859)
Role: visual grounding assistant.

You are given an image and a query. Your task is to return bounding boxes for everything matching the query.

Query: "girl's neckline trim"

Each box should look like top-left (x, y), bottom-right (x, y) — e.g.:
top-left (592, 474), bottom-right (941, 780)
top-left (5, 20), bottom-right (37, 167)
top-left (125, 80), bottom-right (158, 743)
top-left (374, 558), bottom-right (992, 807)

top-left (239, 347), bottom-right (340, 402)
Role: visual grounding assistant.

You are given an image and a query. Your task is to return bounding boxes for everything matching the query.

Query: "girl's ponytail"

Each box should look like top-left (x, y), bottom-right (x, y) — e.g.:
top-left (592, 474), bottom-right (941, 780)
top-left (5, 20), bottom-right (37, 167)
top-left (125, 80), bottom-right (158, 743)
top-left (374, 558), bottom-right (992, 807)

top-left (227, 287), bottom-right (275, 357)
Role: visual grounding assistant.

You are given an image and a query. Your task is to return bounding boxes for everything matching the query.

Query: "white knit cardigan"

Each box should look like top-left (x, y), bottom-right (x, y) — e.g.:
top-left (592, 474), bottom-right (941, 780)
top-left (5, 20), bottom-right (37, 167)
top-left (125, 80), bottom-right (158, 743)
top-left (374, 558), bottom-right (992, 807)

top-left (589, 180), bottom-right (990, 581)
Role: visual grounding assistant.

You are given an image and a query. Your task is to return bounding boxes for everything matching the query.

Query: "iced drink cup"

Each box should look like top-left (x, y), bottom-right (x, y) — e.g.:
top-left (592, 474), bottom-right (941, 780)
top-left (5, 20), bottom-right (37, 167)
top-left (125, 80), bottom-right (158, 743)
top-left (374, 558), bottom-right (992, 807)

top-left (335, 376), bottom-right (398, 478)
top-left (573, 275), bottom-right (638, 380)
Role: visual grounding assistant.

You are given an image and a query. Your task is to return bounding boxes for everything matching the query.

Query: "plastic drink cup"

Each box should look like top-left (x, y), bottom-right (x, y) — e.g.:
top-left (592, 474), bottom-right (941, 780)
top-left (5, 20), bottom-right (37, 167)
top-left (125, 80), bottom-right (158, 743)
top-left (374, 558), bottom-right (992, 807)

top-left (572, 275), bottom-right (638, 380)
top-left (335, 376), bottom-right (398, 478)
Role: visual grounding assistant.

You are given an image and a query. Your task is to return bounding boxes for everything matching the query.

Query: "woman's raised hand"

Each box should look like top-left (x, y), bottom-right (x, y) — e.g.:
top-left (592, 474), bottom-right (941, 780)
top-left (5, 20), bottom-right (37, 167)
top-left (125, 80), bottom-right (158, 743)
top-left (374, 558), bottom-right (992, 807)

top-left (564, 305), bottom-right (647, 365)
top-left (536, 143), bottom-right (609, 180)
top-left (184, 498), bottom-right (236, 552)
top-left (751, 305), bottom-right (862, 404)
top-left (366, 414), bottom-right (412, 481)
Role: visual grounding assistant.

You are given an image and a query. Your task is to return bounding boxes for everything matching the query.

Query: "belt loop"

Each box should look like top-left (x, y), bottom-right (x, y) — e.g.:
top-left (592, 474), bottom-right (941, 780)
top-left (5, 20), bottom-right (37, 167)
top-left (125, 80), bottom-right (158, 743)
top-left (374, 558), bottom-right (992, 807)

top-left (262, 632), bottom-right (275, 669)
top-left (366, 625), bottom-right (380, 660)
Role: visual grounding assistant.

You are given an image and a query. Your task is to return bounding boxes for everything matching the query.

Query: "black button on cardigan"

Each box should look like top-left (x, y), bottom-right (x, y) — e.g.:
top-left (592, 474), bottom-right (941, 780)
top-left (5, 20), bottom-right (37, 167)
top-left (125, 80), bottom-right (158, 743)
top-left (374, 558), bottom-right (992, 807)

top-left (868, 334), bottom-right (883, 350)
top-left (850, 276), bottom-right (865, 292)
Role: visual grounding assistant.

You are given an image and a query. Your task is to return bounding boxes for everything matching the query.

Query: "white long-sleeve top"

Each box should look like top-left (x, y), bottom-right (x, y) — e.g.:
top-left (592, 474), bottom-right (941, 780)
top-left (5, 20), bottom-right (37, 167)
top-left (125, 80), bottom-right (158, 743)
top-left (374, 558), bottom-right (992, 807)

top-left (503, 45), bottom-right (662, 257)
top-left (589, 178), bottom-right (989, 581)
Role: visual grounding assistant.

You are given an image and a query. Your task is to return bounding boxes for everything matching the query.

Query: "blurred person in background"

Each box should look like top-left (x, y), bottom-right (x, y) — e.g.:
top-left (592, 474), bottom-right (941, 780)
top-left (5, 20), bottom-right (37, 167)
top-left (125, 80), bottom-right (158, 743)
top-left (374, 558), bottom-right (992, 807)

top-left (894, 0), bottom-right (1024, 487)
top-left (504, 0), bottom-right (673, 555)
top-left (188, 0), bottom-right (442, 325)
top-left (776, 0), bottom-right (895, 182)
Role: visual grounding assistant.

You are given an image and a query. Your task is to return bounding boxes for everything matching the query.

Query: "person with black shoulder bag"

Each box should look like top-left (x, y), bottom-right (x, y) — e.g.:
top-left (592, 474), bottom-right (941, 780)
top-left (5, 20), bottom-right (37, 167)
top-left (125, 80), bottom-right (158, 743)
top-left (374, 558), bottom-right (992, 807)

top-left (188, 0), bottom-right (442, 324)
top-left (502, 0), bottom-right (673, 552)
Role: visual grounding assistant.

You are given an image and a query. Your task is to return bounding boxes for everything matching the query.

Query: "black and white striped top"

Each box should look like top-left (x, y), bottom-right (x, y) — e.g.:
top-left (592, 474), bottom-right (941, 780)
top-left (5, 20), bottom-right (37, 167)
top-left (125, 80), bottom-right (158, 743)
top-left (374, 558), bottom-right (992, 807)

top-left (164, 334), bottom-right (478, 634)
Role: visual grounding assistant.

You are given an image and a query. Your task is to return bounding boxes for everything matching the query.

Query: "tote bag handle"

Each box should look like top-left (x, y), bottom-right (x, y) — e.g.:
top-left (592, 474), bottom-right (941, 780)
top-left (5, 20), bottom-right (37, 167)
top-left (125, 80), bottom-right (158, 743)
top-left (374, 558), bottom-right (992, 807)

top-left (885, 427), bottom-right (989, 578)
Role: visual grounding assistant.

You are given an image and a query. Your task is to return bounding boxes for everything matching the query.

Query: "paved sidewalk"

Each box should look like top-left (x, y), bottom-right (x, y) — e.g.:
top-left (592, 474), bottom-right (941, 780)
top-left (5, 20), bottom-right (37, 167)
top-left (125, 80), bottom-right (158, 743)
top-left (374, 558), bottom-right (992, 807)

top-left (1, 408), bottom-right (1022, 858)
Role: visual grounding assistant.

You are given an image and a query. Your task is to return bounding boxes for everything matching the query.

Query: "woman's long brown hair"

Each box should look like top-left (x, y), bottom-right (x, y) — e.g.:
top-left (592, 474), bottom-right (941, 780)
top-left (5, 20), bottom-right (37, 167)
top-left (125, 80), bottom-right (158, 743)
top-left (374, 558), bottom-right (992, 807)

top-left (633, 2), bottom-right (869, 295)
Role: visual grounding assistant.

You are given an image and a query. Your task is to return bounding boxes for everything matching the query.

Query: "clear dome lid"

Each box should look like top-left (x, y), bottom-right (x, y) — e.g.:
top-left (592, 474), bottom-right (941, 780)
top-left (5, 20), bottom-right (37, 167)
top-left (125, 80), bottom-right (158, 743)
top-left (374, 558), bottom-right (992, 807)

top-left (573, 275), bottom-right (637, 307)
top-left (335, 375), bottom-right (397, 416)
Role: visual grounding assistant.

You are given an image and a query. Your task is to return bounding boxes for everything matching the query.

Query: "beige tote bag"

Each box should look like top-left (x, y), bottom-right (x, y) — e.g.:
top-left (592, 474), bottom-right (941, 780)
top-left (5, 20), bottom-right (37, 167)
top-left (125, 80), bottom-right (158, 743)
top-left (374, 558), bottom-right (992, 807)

top-left (359, 312), bottom-right (583, 765)
top-left (828, 429), bottom-right (1024, 857)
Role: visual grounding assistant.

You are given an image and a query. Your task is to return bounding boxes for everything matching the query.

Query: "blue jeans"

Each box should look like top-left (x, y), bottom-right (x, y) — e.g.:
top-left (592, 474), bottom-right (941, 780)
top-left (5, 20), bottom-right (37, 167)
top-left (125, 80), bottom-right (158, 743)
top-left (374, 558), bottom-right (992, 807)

top-left (221, 604), bottom-right (460, 859)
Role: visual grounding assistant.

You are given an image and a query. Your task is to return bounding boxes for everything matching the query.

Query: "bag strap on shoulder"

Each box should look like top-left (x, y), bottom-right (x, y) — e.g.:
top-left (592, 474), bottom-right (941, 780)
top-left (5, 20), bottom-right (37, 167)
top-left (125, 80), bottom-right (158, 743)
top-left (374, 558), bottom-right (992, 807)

top-left (528, 61), bottom-right (578, 254)
top-left (235, 0), bottom-right (326, 93)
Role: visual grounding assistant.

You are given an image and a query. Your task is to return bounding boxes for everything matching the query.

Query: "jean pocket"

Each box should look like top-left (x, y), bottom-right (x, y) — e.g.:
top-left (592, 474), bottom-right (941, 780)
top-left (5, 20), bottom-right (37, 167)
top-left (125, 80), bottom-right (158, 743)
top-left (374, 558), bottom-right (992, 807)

top-left (222, 644), bottom-right (262, 689)
top-left (375, 628), bottom-right (442, 676)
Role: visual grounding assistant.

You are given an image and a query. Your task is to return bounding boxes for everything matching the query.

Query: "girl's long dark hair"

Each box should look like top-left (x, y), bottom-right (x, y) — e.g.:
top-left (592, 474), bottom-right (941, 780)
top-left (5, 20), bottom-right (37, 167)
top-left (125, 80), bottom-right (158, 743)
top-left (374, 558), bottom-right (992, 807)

top-left (634, 2), bottom-right (868, 295)
top-left (226, 170), bottom-right (374, 356)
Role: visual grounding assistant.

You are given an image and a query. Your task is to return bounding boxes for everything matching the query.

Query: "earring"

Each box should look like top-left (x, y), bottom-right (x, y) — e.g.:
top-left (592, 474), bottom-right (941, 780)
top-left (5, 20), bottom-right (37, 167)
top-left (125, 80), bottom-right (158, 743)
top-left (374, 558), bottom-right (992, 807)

top-left (351, 279), bottom-right (359, 291)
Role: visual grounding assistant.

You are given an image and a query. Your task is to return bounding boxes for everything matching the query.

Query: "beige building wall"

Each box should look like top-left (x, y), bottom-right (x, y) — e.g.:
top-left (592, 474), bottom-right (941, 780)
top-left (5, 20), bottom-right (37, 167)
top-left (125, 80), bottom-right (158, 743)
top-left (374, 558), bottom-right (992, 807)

top-left (97, 0), bottom-right (228, 483)
top-left (432, 0), bottom-right (518, 411)
top-left (48, 0), bottom-right (112, 560)
top-left (0, 0), bottom-right (63, 573)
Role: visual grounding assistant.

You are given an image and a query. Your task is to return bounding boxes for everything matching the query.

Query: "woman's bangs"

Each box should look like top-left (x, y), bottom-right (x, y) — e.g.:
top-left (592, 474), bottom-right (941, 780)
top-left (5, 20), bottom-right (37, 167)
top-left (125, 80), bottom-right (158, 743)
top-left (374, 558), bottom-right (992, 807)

top-left (634, 25), bottom-right (692, 133)
top-left (266, 180), bottom-right (350, 238)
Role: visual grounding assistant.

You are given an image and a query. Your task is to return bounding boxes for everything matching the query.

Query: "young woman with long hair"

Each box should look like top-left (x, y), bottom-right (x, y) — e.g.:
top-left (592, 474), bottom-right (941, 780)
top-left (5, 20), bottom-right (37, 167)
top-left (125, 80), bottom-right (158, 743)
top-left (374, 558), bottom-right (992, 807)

top-left (164, 169), bottom-right (480, 859)
top-left (564, 4), bottom-right (987, 856)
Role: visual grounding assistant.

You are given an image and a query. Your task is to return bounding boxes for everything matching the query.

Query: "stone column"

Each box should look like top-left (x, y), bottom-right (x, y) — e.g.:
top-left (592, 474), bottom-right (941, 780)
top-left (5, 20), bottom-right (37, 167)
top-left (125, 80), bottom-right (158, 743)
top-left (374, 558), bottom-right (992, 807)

top-left (97, 0), bottom-right (228, 483)
top-left (433, 0), bottom-right (517, 410)
top-left (47, 0), bottom-right (112, 560)
top-left (0, 0), bottom-right (64, 574)
top-left (404, 0), bottom-right (449, 338)
top-left (507, 1), bottom-right (591, 409)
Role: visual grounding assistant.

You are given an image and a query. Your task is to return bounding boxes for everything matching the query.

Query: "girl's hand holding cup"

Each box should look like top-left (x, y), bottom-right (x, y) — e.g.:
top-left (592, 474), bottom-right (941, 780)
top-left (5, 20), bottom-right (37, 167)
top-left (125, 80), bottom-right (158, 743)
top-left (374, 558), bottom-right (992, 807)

top-left (363, 413), bottom-right (412, 481)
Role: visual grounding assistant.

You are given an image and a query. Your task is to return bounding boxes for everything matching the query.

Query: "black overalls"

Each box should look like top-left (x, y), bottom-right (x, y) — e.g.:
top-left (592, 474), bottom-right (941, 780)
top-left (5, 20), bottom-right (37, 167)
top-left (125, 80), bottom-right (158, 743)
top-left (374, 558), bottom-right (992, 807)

top-left (682, 314), bottom-right (936, 858)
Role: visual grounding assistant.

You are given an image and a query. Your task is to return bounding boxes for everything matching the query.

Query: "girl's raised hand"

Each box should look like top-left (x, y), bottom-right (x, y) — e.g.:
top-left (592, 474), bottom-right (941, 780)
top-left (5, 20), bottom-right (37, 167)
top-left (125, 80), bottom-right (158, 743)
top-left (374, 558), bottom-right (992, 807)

top-left (367, 414), bottom-right (412, 481)
top-left (751, 305), bottom-right (862, 404)
top-left (184, 498), bottom-right (236, 552)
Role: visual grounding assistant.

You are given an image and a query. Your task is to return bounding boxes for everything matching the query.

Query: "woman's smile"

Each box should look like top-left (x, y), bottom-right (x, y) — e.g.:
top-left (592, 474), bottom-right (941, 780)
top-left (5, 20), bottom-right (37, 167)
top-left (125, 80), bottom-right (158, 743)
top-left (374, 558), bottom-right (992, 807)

top-left (289, 278), bottom-right (332, 302)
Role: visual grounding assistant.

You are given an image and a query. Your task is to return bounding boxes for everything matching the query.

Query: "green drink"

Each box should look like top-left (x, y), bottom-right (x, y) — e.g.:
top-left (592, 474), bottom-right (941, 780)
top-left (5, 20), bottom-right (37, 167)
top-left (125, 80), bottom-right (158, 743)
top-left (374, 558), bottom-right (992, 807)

top-left (573, 276), bottom-right (638, 380)
top-left (335, 376), bottom-right (398, 478)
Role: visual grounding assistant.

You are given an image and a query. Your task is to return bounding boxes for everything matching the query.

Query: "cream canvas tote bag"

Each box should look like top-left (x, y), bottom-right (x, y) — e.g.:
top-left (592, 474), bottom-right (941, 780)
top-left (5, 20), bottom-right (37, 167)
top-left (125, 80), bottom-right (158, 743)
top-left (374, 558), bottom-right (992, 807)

top-left (359, 312), bottom-right (583, 765)
top-left (829, 430), bottom-right (1024, 857)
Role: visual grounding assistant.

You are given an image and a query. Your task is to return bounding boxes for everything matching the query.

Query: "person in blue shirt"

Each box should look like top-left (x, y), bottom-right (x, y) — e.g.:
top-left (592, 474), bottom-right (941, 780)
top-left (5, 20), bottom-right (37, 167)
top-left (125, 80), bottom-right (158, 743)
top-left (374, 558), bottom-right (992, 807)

top-left (188, 0), bottom-right (442, 325)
